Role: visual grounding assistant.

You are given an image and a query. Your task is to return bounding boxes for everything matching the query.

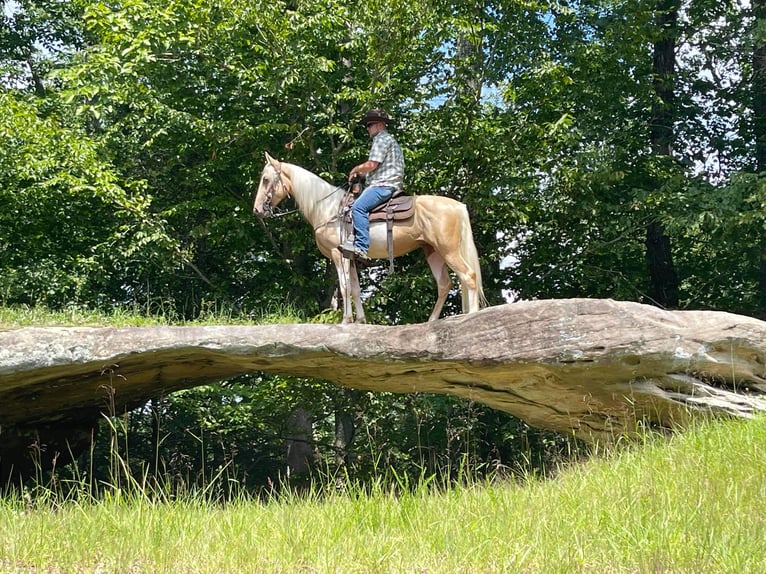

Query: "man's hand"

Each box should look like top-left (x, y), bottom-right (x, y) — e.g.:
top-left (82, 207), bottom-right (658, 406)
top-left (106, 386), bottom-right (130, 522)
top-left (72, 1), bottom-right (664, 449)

top-left (348, 172), bottom-right (362, 194)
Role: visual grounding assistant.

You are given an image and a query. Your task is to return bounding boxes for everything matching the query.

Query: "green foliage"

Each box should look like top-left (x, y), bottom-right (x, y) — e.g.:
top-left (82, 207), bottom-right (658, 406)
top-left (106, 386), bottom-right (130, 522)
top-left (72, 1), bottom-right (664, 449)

top-left (3, 0), bottom-right (766, 489)
top-left (665, 172), bottom-right (766, 313)
top-left (0, 92), bottom-right (176, 307)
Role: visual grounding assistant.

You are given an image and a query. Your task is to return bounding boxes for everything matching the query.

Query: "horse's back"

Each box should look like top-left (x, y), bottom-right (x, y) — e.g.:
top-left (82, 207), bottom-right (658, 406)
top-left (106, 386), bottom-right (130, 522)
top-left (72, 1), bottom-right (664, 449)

top-left (411, 194), bottom-right (470, 224)
top-left (412, 194), bottom-right (467, 209)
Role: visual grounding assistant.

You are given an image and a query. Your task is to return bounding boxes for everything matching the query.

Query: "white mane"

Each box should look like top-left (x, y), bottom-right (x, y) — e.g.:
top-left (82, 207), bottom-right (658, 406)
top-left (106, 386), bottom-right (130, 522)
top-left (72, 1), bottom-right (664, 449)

top-left (283, 163), bottom-right (344, 226)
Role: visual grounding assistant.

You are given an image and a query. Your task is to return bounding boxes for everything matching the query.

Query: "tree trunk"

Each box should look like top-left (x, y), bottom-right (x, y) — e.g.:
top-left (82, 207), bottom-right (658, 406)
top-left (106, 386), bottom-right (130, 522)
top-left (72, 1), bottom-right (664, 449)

top-left (284, 408), bottom-right (316, 478)
top-left (333, 410), bottom-right (355, 467)
top-left (645, 0), bottom-right (680, 308)
top-left (333, 389), bottom-right (360, 468)
top-left (754, 0), bottom-right (766, 173)
top-left (646, 219), bottom-right (679, 307)
top-left (754, 0), bottom-right (766, 314)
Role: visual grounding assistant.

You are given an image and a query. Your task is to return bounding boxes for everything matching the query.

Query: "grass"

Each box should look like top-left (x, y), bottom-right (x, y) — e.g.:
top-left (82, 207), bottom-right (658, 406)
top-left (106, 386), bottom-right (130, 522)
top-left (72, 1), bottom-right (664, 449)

top-left (0, 300), bottom-right (311, 329)
top-left (1, 416), bottom-right (765, 573)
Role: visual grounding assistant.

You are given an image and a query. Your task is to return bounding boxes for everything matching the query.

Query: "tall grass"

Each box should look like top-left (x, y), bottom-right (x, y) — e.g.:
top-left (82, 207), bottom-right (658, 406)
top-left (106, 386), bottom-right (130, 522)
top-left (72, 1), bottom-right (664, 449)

top-left (1, 416), bottom-right (764, 573)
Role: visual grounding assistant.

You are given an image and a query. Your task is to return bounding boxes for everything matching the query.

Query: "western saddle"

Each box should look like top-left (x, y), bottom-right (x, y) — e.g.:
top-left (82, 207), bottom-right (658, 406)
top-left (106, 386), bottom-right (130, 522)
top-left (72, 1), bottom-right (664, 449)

top-left (342, 187), bottom-right (414, 273)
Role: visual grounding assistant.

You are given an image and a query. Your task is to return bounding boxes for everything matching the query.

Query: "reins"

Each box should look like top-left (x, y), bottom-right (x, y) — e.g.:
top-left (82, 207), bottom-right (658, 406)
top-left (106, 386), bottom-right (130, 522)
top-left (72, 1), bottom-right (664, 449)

top-left (313, 185), bottom-right (351, 231)
top-left (269, 207), bottom-right (299, 218)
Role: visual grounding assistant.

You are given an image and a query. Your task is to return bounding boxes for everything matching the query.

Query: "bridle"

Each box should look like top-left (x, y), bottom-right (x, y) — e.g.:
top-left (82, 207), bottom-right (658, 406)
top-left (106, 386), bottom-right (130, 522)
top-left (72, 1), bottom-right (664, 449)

top-left (260, 163), bottom-right (296, 218)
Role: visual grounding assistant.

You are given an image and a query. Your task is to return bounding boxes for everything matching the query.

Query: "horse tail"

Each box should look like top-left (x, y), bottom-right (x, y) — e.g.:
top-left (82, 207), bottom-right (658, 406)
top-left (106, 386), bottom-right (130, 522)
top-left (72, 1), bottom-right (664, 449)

top-left (459, 204), bottom-right (487, 313)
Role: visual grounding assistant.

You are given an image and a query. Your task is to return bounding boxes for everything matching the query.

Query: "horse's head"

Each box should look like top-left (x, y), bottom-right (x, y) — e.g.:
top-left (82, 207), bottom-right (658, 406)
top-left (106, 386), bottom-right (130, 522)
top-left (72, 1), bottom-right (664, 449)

top-left (253, 152), bottom-right (293, 217)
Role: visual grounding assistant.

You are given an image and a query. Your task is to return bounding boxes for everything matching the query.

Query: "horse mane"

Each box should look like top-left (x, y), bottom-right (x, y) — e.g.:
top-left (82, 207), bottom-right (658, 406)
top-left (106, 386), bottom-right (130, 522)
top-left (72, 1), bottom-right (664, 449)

top-left (284, 162), bottom-right (341, 224)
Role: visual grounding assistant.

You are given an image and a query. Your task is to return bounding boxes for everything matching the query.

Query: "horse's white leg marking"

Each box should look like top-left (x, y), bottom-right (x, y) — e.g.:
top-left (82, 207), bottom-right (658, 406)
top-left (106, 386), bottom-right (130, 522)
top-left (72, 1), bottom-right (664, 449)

top-left (461, 277), bottom-right (478, 313)
top-left (425, 247), bottom-right (452, 321)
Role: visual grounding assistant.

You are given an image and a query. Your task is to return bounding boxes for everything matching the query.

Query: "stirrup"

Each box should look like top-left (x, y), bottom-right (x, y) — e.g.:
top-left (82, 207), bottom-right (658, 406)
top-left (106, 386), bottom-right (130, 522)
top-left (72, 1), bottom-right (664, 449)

top-left (338, 243), bottom-right (368, 261)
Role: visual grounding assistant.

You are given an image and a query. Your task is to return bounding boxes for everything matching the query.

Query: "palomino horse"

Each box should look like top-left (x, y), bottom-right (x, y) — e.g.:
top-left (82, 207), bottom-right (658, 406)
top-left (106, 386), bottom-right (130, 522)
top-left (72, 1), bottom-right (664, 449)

top-left (253, 153), bottom-right (485, 323)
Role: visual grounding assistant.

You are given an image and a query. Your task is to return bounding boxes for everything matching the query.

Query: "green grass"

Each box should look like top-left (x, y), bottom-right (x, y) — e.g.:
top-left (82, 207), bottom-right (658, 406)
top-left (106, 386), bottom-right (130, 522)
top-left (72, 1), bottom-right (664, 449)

top-left (2, 416), bottom-right (765, 573)
top-left (0, 301), bottom-right (310, 329)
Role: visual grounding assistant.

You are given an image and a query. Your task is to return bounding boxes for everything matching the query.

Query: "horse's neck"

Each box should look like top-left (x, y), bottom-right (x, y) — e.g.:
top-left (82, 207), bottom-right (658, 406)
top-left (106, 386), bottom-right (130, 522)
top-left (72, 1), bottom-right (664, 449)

top-left (288, 165), bottom-right (342, 227)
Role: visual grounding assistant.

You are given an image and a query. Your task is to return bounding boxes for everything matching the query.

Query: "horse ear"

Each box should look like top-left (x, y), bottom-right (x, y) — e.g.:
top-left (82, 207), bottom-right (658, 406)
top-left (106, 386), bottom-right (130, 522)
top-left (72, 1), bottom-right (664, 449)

top-left (265, 152), bottom-right (280, 169)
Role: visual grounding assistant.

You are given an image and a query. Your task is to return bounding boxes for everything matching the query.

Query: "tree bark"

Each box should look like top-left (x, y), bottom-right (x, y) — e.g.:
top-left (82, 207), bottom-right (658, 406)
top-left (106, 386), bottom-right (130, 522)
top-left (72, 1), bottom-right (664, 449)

top-left (754, 0), bottom-right (766, 173)
top-left (333, 410), bottom-right (355, 467)
top-left (753, 0), bottom-right (766, 314)
top-left (646, 219), bottom-right (679, 308)
top-left (646, 0), bottom-right (680, 308)
top-left (284, 408), bottom-right (316, 477)
top-left (333, 389), bottom-right (360, 467)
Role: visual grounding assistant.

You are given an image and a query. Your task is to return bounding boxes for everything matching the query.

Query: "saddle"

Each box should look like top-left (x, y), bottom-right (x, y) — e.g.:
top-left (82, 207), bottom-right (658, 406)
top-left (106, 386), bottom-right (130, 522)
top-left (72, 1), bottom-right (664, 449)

top-left (367, 190), bottom-right (414, 222)
top-left (342, 190), bottom-right (414, 273)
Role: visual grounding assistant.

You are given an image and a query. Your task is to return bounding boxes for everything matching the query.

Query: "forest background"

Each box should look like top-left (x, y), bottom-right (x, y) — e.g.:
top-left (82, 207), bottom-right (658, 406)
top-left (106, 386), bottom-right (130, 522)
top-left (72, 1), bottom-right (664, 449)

top-left (2, 0), bottom-right (765, 491)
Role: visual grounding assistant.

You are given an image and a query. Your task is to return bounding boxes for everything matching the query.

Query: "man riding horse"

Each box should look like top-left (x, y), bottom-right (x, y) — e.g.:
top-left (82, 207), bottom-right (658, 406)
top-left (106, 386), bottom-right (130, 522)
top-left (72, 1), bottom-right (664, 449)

top-left (339, 108), bottom-right (405, 261)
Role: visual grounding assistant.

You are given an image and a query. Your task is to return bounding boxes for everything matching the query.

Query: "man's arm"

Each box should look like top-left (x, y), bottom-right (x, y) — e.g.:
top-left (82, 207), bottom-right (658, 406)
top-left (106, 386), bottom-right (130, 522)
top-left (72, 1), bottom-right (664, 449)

top-left (349, 160), bottom-right (380, 183)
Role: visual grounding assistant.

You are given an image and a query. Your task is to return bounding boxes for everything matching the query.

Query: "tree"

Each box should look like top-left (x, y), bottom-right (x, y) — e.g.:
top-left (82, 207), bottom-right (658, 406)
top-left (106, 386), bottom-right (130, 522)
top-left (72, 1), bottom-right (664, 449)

top-left (645, 0), bottom-right (681, 308)
top-left (754, 0), bottom-right (766, 312)
top-left (657, 1), bottom-right (766, 315)
top-left (755, 0), bottom-right (766, 173)
top-left (0, 93), bottom-right (178, 307)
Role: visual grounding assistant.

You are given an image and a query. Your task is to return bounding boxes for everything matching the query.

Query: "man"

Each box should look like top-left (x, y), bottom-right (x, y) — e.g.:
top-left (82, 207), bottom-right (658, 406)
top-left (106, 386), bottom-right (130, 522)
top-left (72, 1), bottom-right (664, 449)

top-left (339, 108), bottom-right (405, 260)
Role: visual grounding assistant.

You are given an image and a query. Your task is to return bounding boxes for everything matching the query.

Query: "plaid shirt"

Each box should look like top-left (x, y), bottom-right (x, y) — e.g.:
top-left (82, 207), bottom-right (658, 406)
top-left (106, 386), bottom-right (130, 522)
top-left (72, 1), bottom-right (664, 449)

top-left (366, 129), bottom-right (404, 190)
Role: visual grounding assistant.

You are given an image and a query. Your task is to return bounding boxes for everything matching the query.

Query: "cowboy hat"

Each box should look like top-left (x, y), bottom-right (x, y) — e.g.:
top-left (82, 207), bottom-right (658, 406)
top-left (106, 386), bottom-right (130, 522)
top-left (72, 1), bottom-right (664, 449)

top-left (358, 108), bottom-right (396, 125)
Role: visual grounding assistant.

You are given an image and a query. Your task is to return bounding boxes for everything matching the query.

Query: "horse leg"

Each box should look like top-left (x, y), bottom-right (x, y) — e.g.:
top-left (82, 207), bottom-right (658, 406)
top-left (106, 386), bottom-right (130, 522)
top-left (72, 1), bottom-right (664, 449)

top-left (332, 253), bottom-right (355, 323)
top-left (348, 260), bottom-right (366, 323)
top-left (441, 252), bottom-right (479, 314)
top-left (424, 246), bottom-right (452, 321)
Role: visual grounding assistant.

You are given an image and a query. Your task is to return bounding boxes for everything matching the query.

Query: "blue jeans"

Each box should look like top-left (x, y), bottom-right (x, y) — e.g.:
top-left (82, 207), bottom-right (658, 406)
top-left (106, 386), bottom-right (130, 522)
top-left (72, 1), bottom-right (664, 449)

top-left (351, 185), bottom-right (395, 252)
